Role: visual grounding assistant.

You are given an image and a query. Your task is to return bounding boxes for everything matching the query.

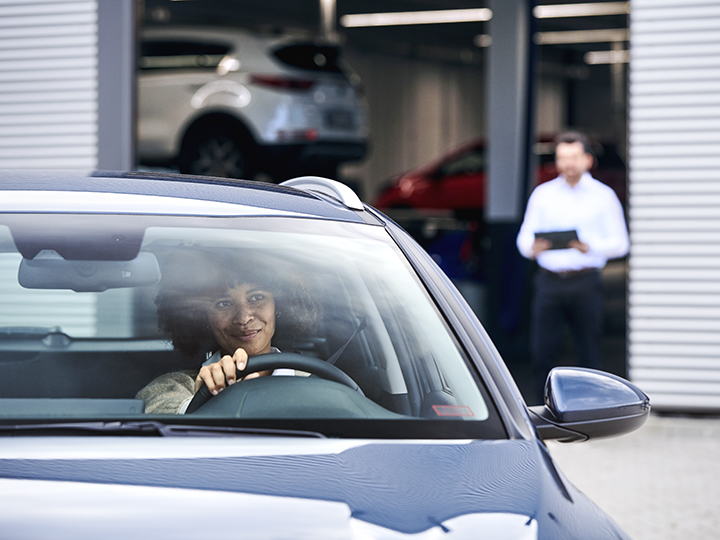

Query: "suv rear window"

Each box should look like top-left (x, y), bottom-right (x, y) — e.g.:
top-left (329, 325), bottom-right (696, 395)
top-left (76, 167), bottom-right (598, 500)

top-left (139, 40), bottom-right (231, 70)
top-left (273, 44), bottom-right (343, 73)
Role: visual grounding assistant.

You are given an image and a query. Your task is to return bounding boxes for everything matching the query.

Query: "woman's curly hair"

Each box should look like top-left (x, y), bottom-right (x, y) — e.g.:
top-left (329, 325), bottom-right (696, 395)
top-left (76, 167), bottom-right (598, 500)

top-left (155, 249), bottom-right (321, 358)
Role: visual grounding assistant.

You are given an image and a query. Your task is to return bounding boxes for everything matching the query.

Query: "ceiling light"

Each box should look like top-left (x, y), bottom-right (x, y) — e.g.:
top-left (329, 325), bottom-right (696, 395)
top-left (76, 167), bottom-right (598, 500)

top-left (473, 34), bottom-right (492, 48)
top-left (534, 2), bottom-right (629, 19)
top-left (339, 8), bottom-right (492, 28)
top-left (584, 49), bottom-right (629, 64)
top-left (534, 29), bottom-right (629, 45)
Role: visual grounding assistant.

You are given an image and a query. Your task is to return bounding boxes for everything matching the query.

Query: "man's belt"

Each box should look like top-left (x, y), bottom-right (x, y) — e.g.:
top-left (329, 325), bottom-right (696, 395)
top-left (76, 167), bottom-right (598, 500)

top-left (540, 267), bottom-right (600, 279)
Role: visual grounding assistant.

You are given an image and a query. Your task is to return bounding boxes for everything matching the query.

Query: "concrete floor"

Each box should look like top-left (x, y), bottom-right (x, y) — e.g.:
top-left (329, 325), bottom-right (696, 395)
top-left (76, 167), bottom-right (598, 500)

top-left (547, 413), bottom-right (720, 540)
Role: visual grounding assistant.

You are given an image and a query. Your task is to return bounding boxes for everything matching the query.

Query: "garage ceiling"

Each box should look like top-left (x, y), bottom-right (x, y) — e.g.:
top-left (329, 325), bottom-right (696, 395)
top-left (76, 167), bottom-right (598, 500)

top-left (141, 0), bottom-right (629, 63)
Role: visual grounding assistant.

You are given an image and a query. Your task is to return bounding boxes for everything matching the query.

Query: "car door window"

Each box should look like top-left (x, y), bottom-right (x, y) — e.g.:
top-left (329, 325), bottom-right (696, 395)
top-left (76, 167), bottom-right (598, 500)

top-left (437, 148), bottom-right (485, 177)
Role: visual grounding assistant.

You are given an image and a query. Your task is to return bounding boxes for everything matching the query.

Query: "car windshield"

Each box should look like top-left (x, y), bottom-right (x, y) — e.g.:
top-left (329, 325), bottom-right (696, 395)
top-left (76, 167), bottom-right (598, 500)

top-left (0, 213), bottom-right (503, 439)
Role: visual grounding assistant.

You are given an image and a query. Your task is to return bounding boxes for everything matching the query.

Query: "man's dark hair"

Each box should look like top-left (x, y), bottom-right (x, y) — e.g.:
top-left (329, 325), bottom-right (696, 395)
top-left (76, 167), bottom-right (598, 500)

top-left (555, 131), bottom-right (593, 156)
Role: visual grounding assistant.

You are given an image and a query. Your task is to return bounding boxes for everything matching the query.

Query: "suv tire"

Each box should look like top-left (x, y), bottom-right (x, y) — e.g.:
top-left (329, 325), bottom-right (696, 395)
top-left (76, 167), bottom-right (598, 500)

top-left (178, 126), bottom-right (255, 179)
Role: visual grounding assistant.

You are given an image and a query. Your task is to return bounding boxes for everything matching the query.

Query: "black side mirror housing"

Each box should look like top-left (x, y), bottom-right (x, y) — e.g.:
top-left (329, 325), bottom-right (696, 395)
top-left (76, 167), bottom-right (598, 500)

top-left (530, 367), bottom-right (651, 443)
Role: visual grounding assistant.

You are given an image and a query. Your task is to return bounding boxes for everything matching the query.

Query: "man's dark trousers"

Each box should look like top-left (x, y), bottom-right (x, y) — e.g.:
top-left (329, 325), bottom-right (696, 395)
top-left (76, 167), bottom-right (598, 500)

top-left (530, 267), bottom-right (603, 401)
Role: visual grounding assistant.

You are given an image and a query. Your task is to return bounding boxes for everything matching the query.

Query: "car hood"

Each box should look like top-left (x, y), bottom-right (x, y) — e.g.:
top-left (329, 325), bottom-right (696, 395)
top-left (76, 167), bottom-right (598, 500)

top-left (0, 437), bottom-right (626, 540)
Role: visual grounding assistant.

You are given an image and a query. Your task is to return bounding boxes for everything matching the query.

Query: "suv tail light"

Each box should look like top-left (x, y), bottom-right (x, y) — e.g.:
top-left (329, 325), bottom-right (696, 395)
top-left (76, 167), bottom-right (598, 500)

top-left (250, 74), bottom-right (315, 91)
top-left (276, 128), bottom-right (319, 141)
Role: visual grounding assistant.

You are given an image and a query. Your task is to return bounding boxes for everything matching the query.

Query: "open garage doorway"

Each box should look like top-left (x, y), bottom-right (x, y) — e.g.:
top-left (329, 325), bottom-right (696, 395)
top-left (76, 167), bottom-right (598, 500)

top-left (137, 0), bottom-right (630, 403)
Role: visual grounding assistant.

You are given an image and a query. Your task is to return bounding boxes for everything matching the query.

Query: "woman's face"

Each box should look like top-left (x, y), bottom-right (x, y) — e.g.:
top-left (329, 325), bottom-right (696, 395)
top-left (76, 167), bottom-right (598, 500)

top-left (207, 282), bottom-right (276, 357)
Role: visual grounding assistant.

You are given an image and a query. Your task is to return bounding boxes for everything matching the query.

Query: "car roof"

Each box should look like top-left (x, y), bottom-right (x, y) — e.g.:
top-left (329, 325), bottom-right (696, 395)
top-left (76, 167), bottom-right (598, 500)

top-left (0, 170), bottom-right (366, 223)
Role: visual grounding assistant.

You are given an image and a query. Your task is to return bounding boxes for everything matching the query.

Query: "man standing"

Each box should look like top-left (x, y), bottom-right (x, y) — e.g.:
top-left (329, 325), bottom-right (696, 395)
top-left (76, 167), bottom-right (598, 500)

top-left (516, 131), bottom-right (629, 401)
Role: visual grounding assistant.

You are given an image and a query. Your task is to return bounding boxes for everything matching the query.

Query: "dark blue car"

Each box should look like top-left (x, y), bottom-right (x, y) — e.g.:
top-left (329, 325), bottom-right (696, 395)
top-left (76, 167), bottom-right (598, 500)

top-left (0, 171), bottom-right (648, 539)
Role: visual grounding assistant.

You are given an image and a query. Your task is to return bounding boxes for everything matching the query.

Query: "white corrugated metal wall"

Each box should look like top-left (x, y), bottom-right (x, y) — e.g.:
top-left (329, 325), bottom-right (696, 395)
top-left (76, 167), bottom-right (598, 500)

top-left (629, 0), bottom-right (720, 411)
top-left (0, 0), bottom-right (98, 169)
top-left (0, 1), bottom-right (140, 337)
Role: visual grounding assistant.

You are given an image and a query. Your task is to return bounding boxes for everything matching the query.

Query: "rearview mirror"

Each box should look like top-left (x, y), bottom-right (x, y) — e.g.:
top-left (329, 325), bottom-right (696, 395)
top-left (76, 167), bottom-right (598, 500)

top-left (530, 367), bottom-right (650, 443)
top-left (18, 250), bottom-right (160, 292)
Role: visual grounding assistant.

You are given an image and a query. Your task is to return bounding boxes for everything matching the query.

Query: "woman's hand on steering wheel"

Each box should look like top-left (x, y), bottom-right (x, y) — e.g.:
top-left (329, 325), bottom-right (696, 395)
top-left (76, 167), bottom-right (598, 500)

top-left (194, 348), bottom-right (268, 395)
top-left (186, 352), bottom-right (364, 414)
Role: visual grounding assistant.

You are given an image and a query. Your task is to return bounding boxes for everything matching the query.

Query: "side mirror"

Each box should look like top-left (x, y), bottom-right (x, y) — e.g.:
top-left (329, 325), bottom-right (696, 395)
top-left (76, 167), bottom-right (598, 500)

top-left (530, 367), bottom-right (650, 443)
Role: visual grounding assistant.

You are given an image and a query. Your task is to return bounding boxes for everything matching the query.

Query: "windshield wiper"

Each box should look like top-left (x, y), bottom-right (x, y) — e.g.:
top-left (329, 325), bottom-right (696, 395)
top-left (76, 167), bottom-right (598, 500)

top-left (0, 421), bottom-right (326, 438)
top-left (0, 326), bottom-right (62, 338)
top-left (0, 327), bottom-right (72, 348)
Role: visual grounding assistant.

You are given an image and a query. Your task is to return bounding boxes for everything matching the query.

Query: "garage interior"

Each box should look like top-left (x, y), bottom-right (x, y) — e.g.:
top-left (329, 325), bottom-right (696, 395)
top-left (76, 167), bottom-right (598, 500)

top-left (141, 0), bottom-right (629, 199)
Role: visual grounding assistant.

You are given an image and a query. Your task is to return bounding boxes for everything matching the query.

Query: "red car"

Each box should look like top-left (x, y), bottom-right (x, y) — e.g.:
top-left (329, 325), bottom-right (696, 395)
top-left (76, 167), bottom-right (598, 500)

top-left (373, 137), bottom-right (627, 211)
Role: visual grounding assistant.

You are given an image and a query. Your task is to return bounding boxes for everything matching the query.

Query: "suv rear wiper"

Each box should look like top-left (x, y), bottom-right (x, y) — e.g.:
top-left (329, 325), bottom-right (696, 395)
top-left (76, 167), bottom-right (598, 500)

top-left (0, 421), bottom-right (326, 438)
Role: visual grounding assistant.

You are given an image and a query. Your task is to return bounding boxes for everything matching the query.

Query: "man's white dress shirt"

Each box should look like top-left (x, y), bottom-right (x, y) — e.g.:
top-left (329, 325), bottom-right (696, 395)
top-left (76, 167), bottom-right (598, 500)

top-left (516, 173), bottom-right (629, 272)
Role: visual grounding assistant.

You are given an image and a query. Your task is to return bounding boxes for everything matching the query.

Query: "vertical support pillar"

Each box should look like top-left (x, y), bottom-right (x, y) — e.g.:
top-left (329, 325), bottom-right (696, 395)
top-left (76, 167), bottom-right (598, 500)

top-left (97, 0), bottom-right (136, 170)
top-left (319, 0), bottom-right (338, 44)
top-left (487, 0), bottom-right (532, 224)
top-left (484, 0), bottom-right (535, 391)
top-left (611, 41), bottom-right (626, 129)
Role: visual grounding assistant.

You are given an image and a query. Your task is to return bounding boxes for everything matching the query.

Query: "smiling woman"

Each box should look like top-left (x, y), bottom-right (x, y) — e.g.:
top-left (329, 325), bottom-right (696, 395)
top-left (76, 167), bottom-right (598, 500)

top-left (208, 282), bottom-right (277, 358)
top-left (136, 249), bottom-right (321, 413)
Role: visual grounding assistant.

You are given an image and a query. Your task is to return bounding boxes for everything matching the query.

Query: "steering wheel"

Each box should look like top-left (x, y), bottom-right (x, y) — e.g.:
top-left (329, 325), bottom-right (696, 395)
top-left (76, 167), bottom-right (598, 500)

top-left (185, 352), bottom-right (362, 414)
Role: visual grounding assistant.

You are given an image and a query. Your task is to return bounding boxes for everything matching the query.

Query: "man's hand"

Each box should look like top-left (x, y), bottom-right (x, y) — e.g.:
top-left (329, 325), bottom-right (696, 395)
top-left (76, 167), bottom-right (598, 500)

top-left (531, 238), bottom-right (552, 258)
top-left (568, 240), bottom-right (590, 253)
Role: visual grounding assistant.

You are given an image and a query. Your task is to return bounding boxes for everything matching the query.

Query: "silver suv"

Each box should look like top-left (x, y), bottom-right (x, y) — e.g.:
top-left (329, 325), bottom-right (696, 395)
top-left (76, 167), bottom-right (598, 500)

top-left (137, 27), bottom-right (369, 179)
